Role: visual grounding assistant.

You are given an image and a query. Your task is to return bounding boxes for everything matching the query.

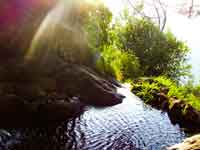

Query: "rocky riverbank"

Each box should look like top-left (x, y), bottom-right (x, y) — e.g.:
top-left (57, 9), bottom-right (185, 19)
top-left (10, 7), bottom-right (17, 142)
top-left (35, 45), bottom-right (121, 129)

top-left (168, 134), bottom-right (200, 150)
top-left (131, 78), bottom-right (200, 132)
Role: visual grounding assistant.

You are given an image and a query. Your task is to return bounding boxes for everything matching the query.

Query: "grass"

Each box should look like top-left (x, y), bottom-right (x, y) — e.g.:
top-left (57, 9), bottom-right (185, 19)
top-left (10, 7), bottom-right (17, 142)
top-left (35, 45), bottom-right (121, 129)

top-left (131, 76), bottom-right (200, 111)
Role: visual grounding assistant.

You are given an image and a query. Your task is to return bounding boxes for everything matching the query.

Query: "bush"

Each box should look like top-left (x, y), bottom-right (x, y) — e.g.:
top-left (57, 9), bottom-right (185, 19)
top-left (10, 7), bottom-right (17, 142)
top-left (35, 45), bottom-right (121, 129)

top-left (155, 76), bottom-right (200, 110)
top-left (116, 17), bottom-right (190, 81)
top-left (96, 45), bottom-right (140, 81)
top-left (133, 81), bottom-right (159, 103)
top-left (83, 2), bottom-right (113, 53)
top-left (132, 76), bottom-right (200, 111)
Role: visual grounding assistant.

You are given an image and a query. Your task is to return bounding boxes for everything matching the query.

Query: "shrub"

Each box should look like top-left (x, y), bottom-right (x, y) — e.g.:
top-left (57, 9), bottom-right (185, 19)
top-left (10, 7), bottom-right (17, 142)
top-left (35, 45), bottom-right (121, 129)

top-left (96, 45), bottom-right (141, 81)
top-left (132, 76), bottom-right (200, 111)
top-left (116, 17), bottom-right (190, 81)
top-left (132, 81), bottom-right (159, 103)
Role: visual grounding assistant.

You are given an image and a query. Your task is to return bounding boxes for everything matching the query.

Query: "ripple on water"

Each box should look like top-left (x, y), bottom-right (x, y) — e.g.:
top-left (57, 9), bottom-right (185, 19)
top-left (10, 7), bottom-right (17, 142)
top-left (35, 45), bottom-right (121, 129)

top-left (0, 87), bottom-right (186, 150)
top-left (73, 88), bottom-right (186, 150)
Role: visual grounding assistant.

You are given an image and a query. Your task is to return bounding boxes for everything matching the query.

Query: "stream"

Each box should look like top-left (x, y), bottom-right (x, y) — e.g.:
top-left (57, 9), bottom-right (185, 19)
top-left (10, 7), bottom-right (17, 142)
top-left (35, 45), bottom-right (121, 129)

top-left (0, 86), bottom-right (186, 150)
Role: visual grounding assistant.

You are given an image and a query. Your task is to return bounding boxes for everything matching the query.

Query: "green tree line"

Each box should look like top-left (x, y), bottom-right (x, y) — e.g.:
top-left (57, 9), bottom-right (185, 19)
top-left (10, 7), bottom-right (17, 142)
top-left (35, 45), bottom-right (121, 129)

top-left (83, 2), bottom-right (200, 110)
top-left (84, 3), bottom-right (191, 82)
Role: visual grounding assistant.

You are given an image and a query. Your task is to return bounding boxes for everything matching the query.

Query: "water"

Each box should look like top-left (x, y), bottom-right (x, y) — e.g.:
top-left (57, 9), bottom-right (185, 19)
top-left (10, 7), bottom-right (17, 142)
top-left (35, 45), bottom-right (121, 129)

top-left (0, 87), bottom-right (186, 150)
top-left (0, 1), bottom-right (186, 149)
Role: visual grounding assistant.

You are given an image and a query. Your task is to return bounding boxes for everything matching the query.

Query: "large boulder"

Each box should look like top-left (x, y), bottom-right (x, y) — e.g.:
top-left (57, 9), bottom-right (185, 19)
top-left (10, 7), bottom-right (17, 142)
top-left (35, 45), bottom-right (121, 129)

top-left (168, 98), bottom-right (200, 131)
top-left (168, 134), bottom-right (200, 150)
top-left (184, 104), bottom-right (200, 129)
top-left (150, 92), bottom-right (170, 111)
top-left (53, 64), bottom-right (124, 106)
top-left (0, 64), bottom-right (124, 128)
top-left (0, 95), bottom-right (84, 128)
top-left (168, 99), bottom-right (186, 125)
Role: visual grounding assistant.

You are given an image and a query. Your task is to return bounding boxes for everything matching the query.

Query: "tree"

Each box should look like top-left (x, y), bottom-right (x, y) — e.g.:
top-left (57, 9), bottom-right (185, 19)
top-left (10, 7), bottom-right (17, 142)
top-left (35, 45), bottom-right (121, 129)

top-left (83, 2), bottom-right (113, 52)
top-left (177, 0), bottom-right (200, 17)
top-left (116, 17), bottom-right (191, 80)
top-left (125, 0), bottom-right (167, 31)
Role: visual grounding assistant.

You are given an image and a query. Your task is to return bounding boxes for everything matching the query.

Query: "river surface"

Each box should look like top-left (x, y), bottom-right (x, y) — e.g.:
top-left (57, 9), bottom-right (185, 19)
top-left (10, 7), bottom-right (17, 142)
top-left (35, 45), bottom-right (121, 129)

top-left (0, 86), bottom-right (186, 150)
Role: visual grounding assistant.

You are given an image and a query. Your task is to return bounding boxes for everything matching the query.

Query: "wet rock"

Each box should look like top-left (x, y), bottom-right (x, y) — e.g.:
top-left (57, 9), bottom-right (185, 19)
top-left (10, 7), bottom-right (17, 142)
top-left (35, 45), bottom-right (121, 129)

top-left (183, 104), bottom-right (200, 130)
top-left (168, 98), bottom-right (200, 131)
top-left (36, 101), bottom-right (84, 125)
top-left (0, 64), bottom-right (123, 128)
top-left (148, 92), bottom-right (169, 111)
top-left (53, 65), bottom-right (124, 106)
top-left (160, 95), bottom-right (170, 111)
top-left (168, 134), bottom-right (200, 150)
top-left (0, 95), bottom-right (34, 127)
top-left (160, 87), bottom-right (169, 95)
top-left (0, 95), bottom-right (84, 128)
top-left (107, 77), bottom-right (122, 88)
top-left (168, 99), bottom-right (186, 125)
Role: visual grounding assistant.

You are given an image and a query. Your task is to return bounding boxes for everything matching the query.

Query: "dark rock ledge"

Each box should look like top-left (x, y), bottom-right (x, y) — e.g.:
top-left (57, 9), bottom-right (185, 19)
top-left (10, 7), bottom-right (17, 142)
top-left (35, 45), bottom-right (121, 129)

top-left (0, 64), bottom-right (123, 128)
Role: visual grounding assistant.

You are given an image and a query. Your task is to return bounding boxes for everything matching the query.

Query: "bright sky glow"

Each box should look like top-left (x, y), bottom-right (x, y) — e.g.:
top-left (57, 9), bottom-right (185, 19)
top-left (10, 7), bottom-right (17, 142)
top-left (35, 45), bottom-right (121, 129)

top-left (102, 0), bottom-right (125, 15)
top-left (103, 0), bottom-right (200, 81)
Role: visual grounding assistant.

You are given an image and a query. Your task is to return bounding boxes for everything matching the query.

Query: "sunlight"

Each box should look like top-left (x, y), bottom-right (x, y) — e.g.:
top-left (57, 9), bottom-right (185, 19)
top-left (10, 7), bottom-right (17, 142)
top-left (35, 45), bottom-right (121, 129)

top-left (25, 0), bottom-right (118, 62)
top-left (25, 0), bottom-right (90, 64)
top-left (102, 0), bottom-right (124, 15)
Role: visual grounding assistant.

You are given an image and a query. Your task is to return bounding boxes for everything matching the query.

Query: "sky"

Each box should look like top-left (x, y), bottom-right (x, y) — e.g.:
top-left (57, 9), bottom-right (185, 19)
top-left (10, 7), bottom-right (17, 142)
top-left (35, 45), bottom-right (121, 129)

top-left (103, 0), bottom-right (200, 82)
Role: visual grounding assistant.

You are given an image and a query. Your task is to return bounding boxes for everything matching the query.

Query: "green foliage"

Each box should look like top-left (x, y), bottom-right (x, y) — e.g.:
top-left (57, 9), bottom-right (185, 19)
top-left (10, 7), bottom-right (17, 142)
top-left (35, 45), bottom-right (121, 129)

top-left (96, 45), bottom-right (140, 81)
top-left (132, 76), bottom-right (200, 111)
top-left (115, 17), bottom-right (191, 81)
top-left (83, 4), bottom-right (191, 82)
top-left (154, 76), bottom-right (184, 98)
top-left (83, 3), bottom-right (113, 52)
top-left (156, 76), bottom-right (200, 110)
top-left (132, 81), bottom-right (159, 103)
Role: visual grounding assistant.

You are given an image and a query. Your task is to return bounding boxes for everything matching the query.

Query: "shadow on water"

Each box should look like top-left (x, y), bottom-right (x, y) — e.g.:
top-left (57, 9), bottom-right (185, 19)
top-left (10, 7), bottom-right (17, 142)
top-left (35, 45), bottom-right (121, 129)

top-left (0, 87), bottom-right (186, 150)
top-left (0, 117), bottom-right (82, 150)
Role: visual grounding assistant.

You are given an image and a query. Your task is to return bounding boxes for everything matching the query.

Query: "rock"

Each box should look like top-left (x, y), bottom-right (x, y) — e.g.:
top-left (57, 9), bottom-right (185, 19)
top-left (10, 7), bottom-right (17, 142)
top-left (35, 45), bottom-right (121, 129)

top-left (160, 87), bottom-right (169, 95)
top-left (0, 95), bottom-right (84, 128)
top-left (167, 134), bottom-right (200, 150)
top-left (108, 77), bottom-right (122, 88)
top-left (36, 101), bottom-right (84, 125)
top-left (53, 64), bottom-right (124, 106)
top-left (148, 92), bottom-right (169, 111)
top-left (168, 98), bottom-right (200, 131)
top-left (168, 99), bottom-right (186, 125)
top-left (0, 64), bottom-right (124, 127)
top-left (183, 104), bottom-right (200, 130)
top-left (0, 95), bottom-right (34, 127)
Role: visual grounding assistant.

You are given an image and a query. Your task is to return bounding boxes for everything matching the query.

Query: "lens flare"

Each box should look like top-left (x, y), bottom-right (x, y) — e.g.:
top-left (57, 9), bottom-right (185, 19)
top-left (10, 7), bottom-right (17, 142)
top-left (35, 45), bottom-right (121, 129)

top-left (25, 0), bottom-right (95, 67)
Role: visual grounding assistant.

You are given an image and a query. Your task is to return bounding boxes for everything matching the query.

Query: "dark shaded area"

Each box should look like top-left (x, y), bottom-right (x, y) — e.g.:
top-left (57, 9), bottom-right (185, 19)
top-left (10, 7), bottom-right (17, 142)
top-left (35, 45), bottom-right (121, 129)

top-left (0, 118), bottom-right (81, 150)
top-left (0, 63), bottom-right (123, 128)
top-left (0, 97), bottom-right (84, 128)
top-left (0, 0), bottom-right (56, 63)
